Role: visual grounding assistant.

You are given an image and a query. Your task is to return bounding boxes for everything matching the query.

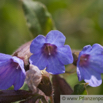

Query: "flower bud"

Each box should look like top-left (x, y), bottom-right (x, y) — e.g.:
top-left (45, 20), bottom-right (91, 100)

top-left (26, 64), bottom-right (42, 93)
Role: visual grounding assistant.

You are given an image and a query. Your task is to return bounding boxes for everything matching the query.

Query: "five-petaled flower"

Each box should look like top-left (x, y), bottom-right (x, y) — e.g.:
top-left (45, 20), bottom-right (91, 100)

top-left (0, 53), bottom-right (26, 90)
top-left (77, 43), bottom-right (103, 87)
top-left (29, 30), bottom-right (73, 74)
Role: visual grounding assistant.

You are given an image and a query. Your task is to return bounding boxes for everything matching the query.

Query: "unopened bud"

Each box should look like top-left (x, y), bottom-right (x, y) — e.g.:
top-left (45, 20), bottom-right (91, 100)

top-left (26, 64), bottom-right (42, 93)
top-left (12, 41), bottom-right (32, 59)
top-left (12, 41), bottom-right (32, 71)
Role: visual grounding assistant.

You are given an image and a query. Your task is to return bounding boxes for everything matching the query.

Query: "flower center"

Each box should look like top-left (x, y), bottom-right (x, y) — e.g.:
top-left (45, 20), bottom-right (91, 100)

top-left (79, 54), bottom-right (90, 67)
top-left (42, 43), bottom-right (57, 57)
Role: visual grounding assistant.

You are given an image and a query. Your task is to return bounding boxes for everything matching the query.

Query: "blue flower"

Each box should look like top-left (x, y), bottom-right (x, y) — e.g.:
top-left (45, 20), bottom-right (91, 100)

top-left (0, 53), bottom-right (26, 90)
top-left (29, 30), bottom-right (73, 74)
top-left (77, 43), bottom-right (103, 87)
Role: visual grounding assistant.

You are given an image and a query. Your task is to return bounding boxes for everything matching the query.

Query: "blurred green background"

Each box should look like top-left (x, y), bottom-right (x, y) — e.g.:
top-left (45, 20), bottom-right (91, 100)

top-left (0, 0), bottom-right (103, 95)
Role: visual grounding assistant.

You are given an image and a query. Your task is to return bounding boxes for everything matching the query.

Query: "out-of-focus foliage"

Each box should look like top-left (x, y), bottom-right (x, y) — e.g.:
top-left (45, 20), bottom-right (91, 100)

top-left (1, 0), bottom-right (103, 95)
top-left (22, 0), bottom-right (55, 37)
top-left (36, 0), bottom-right (103, 49)
top-left (0, 0), bottom-right (32, 54)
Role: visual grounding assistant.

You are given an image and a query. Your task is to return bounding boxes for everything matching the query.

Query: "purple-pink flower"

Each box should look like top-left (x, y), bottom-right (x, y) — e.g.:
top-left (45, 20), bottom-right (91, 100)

top-left (0, 53), bottom-right (25, 90)
top-left (77, 43), bottom-right (103, 87)
top-left (29, 30), bottom-right (73, 74)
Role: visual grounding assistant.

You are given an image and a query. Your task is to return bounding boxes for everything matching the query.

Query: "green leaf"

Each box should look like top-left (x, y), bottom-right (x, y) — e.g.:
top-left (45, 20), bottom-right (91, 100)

top-left (22, 0), bottom-right (56, 37)
top-left (73, 83), bottom-right (88, 95)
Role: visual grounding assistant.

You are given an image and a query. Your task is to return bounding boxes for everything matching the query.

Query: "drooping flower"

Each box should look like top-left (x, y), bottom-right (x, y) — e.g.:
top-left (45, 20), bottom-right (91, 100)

top-left (0, 53), bottom-right (26, 90)
top-left (77, 43), bottom-right (103, 87)
top-left (29, 30), bottom-right (73, 74)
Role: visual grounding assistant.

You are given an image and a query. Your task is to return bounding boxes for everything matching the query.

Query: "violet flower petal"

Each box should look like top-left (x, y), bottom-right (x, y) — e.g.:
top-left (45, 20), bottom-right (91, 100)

top-left (0, 54), bottom-right (26, 90)
top-left (77, 66), bottom-right (102, 87)
top-left (12, 56), bottom-right (25, 74)
top-left (57, 45), bottom-right (73, 65)
top-left (88, 56), bottom-right (103, 73)
top-left (0, 61), bottom-right (18, 89)
top-left (77, 67), bottom-right (84, 81)
top-left (30, 35), bottom-right (46, 54)
top-left (46, 56), bottom-right (65, 74)
top-left (29, 52), bottom-right (47, 70)
top-left (90, 43), bottom-right (103, 54)
top-left (83, 67), bottom-right (102, 87)
top-left (46, 30), bottom-right (66, 46)
top-left (0, 53), bottom-right (12, 62)
top-left (82, 45), bottom-right (92, 53)
top-left (13, 68), bottom-right (26, 90)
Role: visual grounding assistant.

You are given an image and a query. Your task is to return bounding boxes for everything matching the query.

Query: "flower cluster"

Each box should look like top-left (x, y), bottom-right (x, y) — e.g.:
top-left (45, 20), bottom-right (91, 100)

top-left (0, 30), bottom-right (103, 90)
top-left (0, 30), bottom-right (73, 90)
